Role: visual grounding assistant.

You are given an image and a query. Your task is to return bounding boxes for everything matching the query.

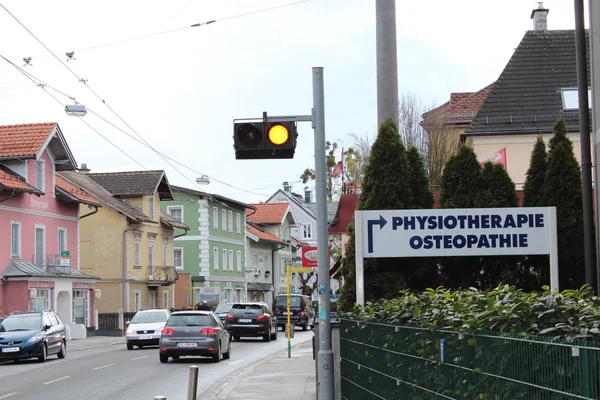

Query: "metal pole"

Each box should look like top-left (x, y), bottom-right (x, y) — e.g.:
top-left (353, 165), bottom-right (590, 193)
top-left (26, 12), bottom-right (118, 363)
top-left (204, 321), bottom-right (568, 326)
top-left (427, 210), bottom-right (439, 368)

top-left (312, 66), bottom-right (334, 399)
top-left (376, 0), bottom-right (399, 128)
top-left (354, 211), bottom-right (365, 306)
top-left (187, 366), bottom-right (199, 400)
top-left (588, 0), bottom-right (600, 293)
top-left (287, 265), bottom-right (291, 358)
top-left (575, 0), bottom-right (597, 291)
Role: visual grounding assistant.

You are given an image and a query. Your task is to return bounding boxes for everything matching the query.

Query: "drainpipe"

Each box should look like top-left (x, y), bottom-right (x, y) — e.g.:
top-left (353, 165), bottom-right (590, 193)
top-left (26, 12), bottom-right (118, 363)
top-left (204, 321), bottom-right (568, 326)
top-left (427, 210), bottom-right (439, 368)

top-left (174, 227), bottom-right (189, 239)
top-left (0, 189), bottom-right (16, 203)
top-left (122, 223), bottom-right (142, 312)
top-left (80, 205), bottom-right (99, 219)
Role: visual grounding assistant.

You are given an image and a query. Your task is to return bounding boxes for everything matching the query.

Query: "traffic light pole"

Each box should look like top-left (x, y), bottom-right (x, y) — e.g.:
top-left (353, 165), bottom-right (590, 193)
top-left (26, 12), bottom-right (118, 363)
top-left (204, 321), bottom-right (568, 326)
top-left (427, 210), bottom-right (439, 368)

top-left (312, 66), bottom-right (334, 400)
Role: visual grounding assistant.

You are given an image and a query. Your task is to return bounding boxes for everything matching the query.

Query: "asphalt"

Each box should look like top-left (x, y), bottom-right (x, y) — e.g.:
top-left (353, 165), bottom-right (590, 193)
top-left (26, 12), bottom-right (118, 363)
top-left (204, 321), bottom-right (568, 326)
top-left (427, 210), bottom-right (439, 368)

top-left (202, 338), bottom-right (317, 400)
top-left (67, 335), bottom-right (125, 352)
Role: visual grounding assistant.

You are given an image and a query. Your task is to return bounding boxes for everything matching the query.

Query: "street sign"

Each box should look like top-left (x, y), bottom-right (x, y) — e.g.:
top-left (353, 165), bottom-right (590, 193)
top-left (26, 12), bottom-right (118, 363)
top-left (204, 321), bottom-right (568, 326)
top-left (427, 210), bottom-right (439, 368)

top-left (354, 207), bottom-right (559, 305)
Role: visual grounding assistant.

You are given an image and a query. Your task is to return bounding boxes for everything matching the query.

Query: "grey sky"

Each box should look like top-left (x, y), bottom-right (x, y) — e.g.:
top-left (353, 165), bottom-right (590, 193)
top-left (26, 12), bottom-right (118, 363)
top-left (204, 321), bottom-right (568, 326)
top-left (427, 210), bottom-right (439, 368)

top-left (0, 1), bottom-right (583, 204)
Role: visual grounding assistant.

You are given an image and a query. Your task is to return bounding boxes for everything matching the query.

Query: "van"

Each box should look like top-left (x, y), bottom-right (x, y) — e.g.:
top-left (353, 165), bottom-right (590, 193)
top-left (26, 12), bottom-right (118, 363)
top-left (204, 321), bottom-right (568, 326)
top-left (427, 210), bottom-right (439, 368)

top-left (273, 294), bottom-right (315, 331)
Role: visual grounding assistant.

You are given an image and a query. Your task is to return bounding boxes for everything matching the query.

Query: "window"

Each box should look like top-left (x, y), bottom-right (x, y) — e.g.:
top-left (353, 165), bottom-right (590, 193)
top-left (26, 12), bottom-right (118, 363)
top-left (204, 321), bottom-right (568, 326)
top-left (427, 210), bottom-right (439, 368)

top-left (222, 209), bottom-right (227, 230)
top-left (73, 290), bottom-right (89, 326)
top-left (168, 206), bottom-right (183, 222)
top-left (228, 250), bottom-right (233, 271)
top-left (58, 228), bottom-right (67, 253)
top-left (213, 207), bottom-right (218, 228)
top-left (163, 291), bottom-right (169, 309)
top-left (236, 213), bottom-right (241, 234)
top-left (173, 248), bottom-right (183, 270)
top-left (149, 242), bottom-right (155, 267)
top-left (35, 160), bottom-right (45, 192)
top-left (162, 238), bottom-right (168, 266)
top-left (223, 249), bottom-right (228, 271)
top-left (237, 251), bottom-right (242, 272)
top-left (253, 254), bottom-right (258, 267)
top-left (302, 223), bottom-right (312, 239)
top-left (228, 211), bottom-right (233, 232)
top-left (134, 291), bottom-right (141, 312)
top-left (35, 226), bottom-right (45, 267)
top-left (10, 222), bottom-right (21, 258)
top-left (30, 289), bottom-right (50, 312)
top-left (148, 195), bottom-right (155, 219)
top-left (213, 248), bottom-right (219, 270)
top-left (134, 233), bottom-right (141, 266)
top-left (561, 87), bottom-right (592, 110)
top-left (149, 291), bottom-right (156, 309)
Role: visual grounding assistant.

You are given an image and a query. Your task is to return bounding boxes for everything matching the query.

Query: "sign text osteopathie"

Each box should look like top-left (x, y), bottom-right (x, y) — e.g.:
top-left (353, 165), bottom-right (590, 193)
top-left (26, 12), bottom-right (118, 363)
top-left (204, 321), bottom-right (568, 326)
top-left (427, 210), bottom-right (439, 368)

top-left (362, 208), bottom-right (554, 258)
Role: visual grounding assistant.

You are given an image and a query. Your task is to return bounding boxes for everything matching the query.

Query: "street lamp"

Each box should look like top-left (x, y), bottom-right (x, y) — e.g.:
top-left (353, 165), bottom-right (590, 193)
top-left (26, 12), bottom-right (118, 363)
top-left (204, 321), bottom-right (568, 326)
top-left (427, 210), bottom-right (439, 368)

top-left (196, 175), bottom-right (210, 185)
top-left (64, 104), bottom-right (87, 117)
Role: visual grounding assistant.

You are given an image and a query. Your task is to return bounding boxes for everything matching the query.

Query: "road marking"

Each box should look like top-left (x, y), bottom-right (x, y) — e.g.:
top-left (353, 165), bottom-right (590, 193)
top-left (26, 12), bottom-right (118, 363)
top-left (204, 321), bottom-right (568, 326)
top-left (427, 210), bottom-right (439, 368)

top-left (92, 363), bottom-right (115, 370)
top-left (42, 376), bottom-right (71, 385)
top-left (0, 393), bottom-right (18, 399)
top-left (131, 355), bottom-right (149, 360)
top-left (228, 360), bottom-right (242, 365)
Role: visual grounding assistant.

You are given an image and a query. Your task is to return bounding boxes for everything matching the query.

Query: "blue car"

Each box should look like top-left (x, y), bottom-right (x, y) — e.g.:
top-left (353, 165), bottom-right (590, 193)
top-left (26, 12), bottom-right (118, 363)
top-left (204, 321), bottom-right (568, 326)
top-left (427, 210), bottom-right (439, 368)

top-left (0, 310), bottom-right (67, 363)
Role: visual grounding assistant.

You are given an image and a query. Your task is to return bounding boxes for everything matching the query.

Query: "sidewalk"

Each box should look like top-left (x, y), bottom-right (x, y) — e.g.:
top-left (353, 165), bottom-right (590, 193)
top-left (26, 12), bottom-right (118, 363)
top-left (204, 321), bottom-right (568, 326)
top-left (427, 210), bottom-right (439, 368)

top-left (204, 339), bottom-right (317, 400)
top-left (67, 335), bottom-right (125, 352)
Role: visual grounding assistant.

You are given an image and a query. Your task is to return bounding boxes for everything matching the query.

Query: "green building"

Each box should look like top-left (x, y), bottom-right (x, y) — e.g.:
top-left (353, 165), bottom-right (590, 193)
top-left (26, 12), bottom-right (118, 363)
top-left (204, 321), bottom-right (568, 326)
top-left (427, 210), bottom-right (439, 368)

top-left (160, 185), bottom-right (255, 308)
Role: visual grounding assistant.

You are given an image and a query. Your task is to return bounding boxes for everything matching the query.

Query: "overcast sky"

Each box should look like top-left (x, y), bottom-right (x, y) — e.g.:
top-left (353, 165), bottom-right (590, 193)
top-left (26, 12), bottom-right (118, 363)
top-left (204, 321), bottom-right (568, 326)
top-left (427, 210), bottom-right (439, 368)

top-left (0, 0), bottom-right (585, 204)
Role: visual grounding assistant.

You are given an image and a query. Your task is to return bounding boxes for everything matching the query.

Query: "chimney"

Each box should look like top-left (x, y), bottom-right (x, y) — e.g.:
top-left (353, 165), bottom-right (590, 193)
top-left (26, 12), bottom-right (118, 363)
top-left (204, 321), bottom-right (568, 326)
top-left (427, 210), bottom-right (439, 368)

top-left (283, 181), bottom-right (291, 192)
top-left (304, 186), bottom-right (312, 203)
top-left (79, 163), bottom-right (90, 174)
top-left (530, 2), bottom-right (549, 31)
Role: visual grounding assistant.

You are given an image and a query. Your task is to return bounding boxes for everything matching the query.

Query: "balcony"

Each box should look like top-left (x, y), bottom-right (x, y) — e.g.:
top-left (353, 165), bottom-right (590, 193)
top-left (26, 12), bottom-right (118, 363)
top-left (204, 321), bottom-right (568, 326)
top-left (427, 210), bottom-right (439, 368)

top-left (146, 265), bottom-right (177, 287)
top-left (32, 254), bottom-right (74, 274)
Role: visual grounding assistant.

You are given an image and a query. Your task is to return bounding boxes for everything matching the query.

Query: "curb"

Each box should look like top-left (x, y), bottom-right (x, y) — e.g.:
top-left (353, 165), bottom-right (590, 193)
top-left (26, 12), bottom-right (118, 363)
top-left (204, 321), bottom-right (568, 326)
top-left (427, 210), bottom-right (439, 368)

top-left (69, 341), bottom-right (124, 352)
top-left (200, 339), bottom-right (313, 400)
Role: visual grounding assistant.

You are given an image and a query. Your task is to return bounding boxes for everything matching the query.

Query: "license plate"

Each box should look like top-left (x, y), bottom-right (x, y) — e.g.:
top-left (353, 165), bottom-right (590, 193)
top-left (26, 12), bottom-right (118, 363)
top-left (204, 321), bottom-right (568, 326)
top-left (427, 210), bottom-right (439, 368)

top-left (138, 335), bottom-right (153, 340)
top-left (2, 347), bottom-right (19, 353)
top-left (177, 342), bottom-right (197, 347)
top-left (239, 318), bottom-right (251, 323)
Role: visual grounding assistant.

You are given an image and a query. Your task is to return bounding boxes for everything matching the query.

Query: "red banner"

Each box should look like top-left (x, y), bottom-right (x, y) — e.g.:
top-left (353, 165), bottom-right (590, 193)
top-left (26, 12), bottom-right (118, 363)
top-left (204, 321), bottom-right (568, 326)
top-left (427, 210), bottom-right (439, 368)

top-left (301, 246), bottom-right (319, 267)
top-left (480, 147), bottom-right (507, 168)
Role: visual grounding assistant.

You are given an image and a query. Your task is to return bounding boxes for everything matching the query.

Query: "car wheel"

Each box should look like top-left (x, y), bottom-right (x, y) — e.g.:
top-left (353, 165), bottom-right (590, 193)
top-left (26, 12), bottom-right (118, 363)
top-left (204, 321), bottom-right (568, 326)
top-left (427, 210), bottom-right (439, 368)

top-left (223, 340), bottom-right (231, 360)
top-left (38, 344), bottom-right (47, 363)
top-left (281, 324), bottom-right (285, 332)
top-left (302, 322), bottom-right (307, 331)
top-left (159, 354), bottom-right (169, 363)
top-left (127, 343), bottom-right (134, 351)
top-left (57, 340), bottom-right (67, 359)
top-left (212, 344), bottom-right (221, 363)
top-left (263, 330), bottom-right (271, 342)
top-left (271, 326), bottom-right (277, 340)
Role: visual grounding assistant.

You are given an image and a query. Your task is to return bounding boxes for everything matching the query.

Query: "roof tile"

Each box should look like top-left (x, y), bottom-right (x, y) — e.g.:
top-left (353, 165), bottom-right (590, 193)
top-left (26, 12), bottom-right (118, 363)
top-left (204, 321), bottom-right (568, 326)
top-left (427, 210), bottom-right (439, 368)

top-left (55, 176), bottom-right (100, 206)
top-left (246, 223), bottom-right (286, 244)
top-left (247, 203), bottom-right (290, 225)
top-left (0, 123), bottom-right (56, 158)
top-left (0, 170), bottom-right (39, 193)
top-left (87, 170), bottom-right (170, 198)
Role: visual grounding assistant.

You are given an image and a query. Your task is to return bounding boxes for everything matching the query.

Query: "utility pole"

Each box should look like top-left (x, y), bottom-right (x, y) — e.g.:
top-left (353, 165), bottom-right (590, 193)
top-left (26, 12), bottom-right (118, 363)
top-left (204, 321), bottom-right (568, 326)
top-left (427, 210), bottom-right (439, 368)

top-left (376, 0), bottom-right (399, 128)
top-left (588, 0), bottom-right (600, 293)
top-left (574, 0), bottom-right (597, 291)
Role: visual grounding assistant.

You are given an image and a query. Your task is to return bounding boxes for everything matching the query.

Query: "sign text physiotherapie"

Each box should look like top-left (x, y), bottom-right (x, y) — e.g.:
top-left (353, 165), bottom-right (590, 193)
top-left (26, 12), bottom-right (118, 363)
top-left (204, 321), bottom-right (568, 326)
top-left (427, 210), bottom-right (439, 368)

top-left (361, 208), bottom-right (554, 258)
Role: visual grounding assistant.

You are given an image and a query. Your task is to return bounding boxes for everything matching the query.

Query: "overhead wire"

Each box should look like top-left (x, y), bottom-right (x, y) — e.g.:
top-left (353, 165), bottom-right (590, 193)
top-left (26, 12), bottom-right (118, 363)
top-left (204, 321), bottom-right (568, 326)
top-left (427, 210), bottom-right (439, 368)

top-left (0, 53), bottom-right (272, 198)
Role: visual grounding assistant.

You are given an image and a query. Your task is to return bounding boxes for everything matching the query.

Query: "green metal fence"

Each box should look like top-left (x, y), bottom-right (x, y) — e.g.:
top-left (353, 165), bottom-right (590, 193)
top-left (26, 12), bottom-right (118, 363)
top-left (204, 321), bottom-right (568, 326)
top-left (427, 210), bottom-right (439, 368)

top-left (340, 319), bottom-right (600, 400)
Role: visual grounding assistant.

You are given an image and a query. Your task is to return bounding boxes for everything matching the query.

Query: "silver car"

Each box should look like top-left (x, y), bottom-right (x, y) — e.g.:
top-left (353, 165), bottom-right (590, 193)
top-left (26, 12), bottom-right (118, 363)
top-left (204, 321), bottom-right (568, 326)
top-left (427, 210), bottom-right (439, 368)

top-left (159, 311), bottom-right (231, 363)
top-left (125, 309), bottom-right (171, 350)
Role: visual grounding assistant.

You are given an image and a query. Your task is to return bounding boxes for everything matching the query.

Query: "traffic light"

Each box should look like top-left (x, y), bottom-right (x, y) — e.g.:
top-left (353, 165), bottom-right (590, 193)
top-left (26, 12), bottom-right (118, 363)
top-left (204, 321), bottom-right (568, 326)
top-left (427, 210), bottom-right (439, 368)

top-left (233, 118), bottom-right (298, 160)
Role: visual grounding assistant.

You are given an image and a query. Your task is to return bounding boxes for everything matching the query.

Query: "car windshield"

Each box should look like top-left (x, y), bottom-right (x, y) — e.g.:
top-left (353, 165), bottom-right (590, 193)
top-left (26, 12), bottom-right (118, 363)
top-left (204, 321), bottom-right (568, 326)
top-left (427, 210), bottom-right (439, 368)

top-left (130, 311), bottom-right (168, 324)
top-left (231, 304), bottom-right (262, 315)
top-left (215, 304), bottom-right (233, 313)
top-left (0, 315), bottom-right (42, 332)
top-left (275, 296), bottom-right (301, 307)
top-left (167, 314), bottom-right (211, 326)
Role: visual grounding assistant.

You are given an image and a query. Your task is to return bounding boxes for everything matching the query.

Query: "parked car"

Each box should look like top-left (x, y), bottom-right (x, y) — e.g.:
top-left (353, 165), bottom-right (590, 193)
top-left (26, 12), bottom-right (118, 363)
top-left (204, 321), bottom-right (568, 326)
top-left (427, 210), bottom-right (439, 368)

top-left (158, 311), bottom-right (231, 363)
top-left (125, 309), bottom-right (171, 350)
top-left (214, 303), bottom-right (234, 322)
top-left (273, 294), bottom-right (315, 331)
top-left (0, 310), bottom-right (67, 362)
top-left (224, 302), bottom-right (278, 342)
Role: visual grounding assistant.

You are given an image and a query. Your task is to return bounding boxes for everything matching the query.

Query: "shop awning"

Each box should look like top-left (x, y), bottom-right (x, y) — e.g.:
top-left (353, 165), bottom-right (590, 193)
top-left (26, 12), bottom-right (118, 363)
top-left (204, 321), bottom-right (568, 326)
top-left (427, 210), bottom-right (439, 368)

top-left (247, 282), bottom-right (274, 292)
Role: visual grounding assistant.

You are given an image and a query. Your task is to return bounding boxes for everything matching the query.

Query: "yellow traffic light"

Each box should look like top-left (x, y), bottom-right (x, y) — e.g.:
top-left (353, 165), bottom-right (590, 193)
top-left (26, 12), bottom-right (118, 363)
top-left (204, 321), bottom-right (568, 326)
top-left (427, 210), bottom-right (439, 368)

top-left (267, 124), bottom-right (289, 145)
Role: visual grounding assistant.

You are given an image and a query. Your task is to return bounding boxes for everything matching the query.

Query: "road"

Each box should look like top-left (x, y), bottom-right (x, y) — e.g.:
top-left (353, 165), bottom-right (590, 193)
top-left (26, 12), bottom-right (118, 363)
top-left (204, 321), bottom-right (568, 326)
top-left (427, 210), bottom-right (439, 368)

top-left (0, 330), bottom-right (313, 400)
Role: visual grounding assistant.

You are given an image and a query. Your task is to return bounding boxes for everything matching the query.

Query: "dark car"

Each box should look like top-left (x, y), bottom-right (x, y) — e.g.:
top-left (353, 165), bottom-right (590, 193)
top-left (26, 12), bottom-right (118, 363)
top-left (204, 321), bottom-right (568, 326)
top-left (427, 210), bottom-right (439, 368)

top-left (274, 294), bottom-right (315, 331)
top-left (224, 302), bottom-right (278, 342)
top-left (0, 310), bottom-right (67, 363)
top-left (158, 311), bottom-right (231, 363)
top-left (214, 303), bottom-right (234, 322)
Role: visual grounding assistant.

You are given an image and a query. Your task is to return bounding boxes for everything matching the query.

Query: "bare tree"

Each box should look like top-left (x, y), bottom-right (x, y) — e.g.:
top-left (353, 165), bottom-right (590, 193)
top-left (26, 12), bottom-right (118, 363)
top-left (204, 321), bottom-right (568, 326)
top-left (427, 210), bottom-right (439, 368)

top-left (398, 93), bottom-right (428, 156)
top-left (423, 116), bottom-right (459, 188)
top-left (298, 270), bottom-right (318, 297)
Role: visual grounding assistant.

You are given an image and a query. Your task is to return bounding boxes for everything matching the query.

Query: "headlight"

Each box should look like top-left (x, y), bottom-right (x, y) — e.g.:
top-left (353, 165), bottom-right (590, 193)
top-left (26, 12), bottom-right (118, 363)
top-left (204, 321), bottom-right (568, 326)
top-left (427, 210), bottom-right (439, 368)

top-left (126, 327), bottom-right (135, 334)
top-left (26, 335), bottom-right (44, 344)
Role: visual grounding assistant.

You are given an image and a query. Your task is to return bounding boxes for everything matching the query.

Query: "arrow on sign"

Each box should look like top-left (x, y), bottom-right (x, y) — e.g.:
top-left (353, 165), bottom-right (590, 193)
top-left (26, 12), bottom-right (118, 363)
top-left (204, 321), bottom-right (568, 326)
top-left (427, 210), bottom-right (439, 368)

top-left (367, 215), bottom-right (387, 253)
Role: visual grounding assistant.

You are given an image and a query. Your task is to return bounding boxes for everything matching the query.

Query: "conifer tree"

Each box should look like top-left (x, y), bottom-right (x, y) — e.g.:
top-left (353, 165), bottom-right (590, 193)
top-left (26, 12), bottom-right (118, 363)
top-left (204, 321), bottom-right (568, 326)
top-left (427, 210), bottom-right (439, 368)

top-left (523, 137), bottom-right (547, 207)
top-left (541, 117), bottom-right (584, 288)
top-left (406, 146), bottom-right (434, 209)
top-left (476, 163), bottom-right (518, 208)
top-left (439, 145), bottom-right (482, 208)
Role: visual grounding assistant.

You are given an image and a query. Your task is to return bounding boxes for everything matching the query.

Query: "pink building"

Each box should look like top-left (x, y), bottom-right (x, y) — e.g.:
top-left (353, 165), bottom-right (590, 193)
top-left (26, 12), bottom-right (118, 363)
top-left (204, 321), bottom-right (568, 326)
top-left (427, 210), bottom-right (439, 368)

top-left (0, 122), bottom-right (100, 337)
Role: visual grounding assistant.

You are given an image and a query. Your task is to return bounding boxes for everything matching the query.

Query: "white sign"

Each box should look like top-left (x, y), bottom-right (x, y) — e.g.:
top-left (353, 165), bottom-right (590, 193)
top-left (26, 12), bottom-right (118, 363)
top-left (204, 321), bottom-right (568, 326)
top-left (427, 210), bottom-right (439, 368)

top-left (361, 207), bottom-right (554, 257)
top-left (354, 207), bottom-right (559, 306)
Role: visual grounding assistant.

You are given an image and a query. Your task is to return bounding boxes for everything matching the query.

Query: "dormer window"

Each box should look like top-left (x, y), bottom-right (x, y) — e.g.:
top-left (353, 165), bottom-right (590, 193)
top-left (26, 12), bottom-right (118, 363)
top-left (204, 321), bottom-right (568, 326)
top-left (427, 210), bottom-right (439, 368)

top-left (36, 160), bottom-right (45, 192)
